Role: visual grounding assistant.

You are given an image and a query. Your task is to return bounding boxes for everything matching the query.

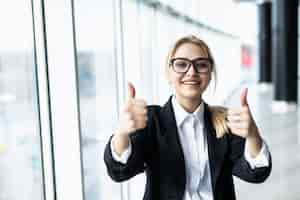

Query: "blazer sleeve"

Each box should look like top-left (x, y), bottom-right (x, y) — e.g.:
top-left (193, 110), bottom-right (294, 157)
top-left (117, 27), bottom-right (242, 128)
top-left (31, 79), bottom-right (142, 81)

top-left (103, 107), bottom-right (155, 182)
top-left (229, 133), bottom-right (272, 183)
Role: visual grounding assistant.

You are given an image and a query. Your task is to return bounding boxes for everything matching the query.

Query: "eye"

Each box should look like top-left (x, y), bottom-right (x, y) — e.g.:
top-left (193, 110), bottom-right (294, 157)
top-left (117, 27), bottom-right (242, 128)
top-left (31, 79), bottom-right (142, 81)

top-left (174, 60), bottom-right (188, 68)
top-left (195, 61), bottom-right (210, 69)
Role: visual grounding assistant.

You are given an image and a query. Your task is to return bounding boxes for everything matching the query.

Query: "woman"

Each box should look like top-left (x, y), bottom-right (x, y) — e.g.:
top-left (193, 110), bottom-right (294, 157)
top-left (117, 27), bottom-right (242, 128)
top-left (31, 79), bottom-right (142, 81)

top-left (104, 35), bottom-right (271, 200)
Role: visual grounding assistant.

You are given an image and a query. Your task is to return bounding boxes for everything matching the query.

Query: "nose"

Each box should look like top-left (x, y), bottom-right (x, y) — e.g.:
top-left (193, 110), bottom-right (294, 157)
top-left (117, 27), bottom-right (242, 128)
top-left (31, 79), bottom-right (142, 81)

top-left (186, 63), bottom-right (197, 75)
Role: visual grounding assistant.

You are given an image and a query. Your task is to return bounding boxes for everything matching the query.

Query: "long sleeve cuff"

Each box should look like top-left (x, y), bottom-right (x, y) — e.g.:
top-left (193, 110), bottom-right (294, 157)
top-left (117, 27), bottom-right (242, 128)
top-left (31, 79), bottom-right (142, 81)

top-left (110, 135), bottom-right (132, 164)
top-left (244, 138), bottom-right (270, 169)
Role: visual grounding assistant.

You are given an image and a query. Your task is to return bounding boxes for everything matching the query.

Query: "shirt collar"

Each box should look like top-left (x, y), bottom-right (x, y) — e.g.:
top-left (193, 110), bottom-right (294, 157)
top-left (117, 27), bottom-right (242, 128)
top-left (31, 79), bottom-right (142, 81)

top-left (171, 95), bottom-right (204, 127)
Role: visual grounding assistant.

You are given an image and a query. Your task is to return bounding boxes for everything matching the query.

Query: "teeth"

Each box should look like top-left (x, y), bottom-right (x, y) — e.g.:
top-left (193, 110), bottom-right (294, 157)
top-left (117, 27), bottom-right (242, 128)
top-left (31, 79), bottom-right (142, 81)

top-left (184, 81), bottom-right (199, 84)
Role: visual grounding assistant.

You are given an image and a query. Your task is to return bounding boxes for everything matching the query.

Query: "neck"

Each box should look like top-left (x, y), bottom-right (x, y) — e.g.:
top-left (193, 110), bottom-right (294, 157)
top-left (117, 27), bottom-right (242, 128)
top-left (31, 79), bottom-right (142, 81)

top-left (175, 96), bottom-right (202, 113)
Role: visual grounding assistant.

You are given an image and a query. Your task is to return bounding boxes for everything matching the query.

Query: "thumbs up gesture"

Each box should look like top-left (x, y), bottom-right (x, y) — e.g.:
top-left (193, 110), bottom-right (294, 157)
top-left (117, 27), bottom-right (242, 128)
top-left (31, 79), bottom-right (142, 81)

top-left (116, 82), bottom-right (148, 136)
top-left (226, 88), bottom-right (259, 139)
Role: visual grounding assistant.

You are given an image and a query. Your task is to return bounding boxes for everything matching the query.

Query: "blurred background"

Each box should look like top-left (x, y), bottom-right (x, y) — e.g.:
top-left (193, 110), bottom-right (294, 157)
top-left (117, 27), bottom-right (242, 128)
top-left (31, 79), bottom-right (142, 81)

top-left (0, 0), bottom-right (299, 200)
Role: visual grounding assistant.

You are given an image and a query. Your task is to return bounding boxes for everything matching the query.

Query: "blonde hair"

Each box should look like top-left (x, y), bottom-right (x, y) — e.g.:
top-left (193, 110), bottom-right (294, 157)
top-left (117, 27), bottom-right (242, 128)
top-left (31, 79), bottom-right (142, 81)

top-left (208, 106), bottom-right (229, 138)
top-left (166, 35), bottom-right (228, 138)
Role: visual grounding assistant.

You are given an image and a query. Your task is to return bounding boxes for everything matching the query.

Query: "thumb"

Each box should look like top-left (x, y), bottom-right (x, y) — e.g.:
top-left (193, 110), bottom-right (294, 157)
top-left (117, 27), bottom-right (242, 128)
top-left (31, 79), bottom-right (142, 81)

top-left (240, 88), bottom-right (248, 107)
top-left (127, 82), bottom-right (136, 99)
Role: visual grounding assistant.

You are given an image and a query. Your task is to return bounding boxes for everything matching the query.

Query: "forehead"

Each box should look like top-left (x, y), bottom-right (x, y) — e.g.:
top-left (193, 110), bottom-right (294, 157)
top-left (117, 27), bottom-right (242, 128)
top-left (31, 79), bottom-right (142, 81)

top-left (173, 42), bottom-right (209, 59)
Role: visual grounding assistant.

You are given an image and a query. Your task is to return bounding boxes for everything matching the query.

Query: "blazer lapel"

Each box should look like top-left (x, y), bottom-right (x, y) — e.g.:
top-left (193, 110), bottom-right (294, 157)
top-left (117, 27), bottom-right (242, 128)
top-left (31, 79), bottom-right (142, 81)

top-left (160, 97), bottom-right (186, 197)
top-left (204, 103), bottom-right (227, 192)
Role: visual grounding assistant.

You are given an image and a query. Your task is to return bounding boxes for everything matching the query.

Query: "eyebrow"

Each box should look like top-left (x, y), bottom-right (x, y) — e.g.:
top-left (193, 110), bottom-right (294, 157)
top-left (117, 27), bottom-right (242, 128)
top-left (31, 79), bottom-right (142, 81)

top-left (172, 57), bottom-right (210, 61)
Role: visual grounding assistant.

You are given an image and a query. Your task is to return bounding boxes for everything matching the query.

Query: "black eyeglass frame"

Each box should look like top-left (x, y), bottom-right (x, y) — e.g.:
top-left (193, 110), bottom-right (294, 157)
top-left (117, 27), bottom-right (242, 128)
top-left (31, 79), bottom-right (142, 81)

top-left (169, 57), bottom-right (214, 73)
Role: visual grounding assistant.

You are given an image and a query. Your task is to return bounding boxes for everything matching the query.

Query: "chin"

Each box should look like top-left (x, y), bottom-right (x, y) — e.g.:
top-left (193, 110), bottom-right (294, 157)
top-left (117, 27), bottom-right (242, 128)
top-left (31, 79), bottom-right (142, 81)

top-left (182, 92), bottom-right (202, 101)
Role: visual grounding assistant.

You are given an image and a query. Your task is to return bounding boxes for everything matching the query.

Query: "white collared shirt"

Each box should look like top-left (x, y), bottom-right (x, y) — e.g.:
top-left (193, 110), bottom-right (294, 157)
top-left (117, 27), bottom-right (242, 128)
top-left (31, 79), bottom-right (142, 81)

top-left (172, 96), bottom-right (213, 200)
top-left (111, 96), bottom-right (270, 200)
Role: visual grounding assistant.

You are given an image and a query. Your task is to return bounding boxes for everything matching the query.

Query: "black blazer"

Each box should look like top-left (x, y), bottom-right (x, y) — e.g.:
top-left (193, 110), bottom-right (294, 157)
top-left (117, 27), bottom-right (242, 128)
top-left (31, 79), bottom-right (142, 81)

top-left (104, 97), bottom-right (272, 200)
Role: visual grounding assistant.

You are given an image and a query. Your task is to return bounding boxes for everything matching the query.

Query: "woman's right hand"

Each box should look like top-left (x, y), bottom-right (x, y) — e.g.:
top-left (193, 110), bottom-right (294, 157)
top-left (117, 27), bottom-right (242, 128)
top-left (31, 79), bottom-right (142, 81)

top-left (112, 82), bottom-right (148, 156)
top-left (116, 82), bottom-right (148, 136)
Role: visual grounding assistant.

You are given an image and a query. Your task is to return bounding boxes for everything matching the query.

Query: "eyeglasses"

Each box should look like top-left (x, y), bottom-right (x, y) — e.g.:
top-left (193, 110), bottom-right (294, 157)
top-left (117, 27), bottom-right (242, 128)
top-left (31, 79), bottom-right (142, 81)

top-left (169, 57), bottom-right (213, 73)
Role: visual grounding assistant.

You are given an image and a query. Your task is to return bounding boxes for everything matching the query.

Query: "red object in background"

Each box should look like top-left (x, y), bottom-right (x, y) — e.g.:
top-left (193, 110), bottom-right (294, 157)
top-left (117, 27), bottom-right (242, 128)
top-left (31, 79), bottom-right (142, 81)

top-left (241, 45), bottom-right (253, 69)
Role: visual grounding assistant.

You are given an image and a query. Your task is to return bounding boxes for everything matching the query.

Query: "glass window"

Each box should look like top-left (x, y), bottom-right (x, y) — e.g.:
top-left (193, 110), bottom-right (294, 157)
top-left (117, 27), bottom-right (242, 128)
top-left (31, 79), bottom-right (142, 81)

top-left (122, 0), bottom-right (141, 89)
top-left (134, 2), bottom-right (156, 103)
top-left (0, 1), bottom-right (44, 200)
top-left (73, 1), bottom-right (121, 200)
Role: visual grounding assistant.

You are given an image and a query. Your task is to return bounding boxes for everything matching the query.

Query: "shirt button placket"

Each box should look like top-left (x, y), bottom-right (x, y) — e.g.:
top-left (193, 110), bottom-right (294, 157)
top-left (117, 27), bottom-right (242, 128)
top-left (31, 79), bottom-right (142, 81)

top-left (193, 116), bottom-right (201, 197)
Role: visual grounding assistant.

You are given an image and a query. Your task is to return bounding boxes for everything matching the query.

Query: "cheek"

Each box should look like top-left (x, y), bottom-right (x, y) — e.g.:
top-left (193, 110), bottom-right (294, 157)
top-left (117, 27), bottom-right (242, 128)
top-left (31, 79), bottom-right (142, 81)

top-left (202, 73), bottom-right (212, 84)
top-left (204, 75), bottom-right (211, 83)
top-left (168, 72), bottom-right (182, 86)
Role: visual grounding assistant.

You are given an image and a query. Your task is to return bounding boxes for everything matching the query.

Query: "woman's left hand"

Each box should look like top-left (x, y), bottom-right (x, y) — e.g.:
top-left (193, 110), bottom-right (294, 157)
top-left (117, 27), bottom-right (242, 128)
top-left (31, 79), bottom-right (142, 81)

top-left (226, 88), bottom-right (259, 139)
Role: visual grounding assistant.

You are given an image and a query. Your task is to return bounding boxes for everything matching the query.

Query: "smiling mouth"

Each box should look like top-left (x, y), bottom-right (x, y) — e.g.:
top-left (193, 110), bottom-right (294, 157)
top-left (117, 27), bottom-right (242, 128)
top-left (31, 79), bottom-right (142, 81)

top-left (182, 81), bottom-right (200, 85)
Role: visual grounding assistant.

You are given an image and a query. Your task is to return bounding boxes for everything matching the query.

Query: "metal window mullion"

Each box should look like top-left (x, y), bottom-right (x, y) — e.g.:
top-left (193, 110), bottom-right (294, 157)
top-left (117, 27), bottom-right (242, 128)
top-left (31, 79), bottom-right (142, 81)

top-left (42, 0), bottom-right (84, 200)
top-left (31, 0), bottom-right (56, 199)
top-left (113, 0), bottom-right (128, 200)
